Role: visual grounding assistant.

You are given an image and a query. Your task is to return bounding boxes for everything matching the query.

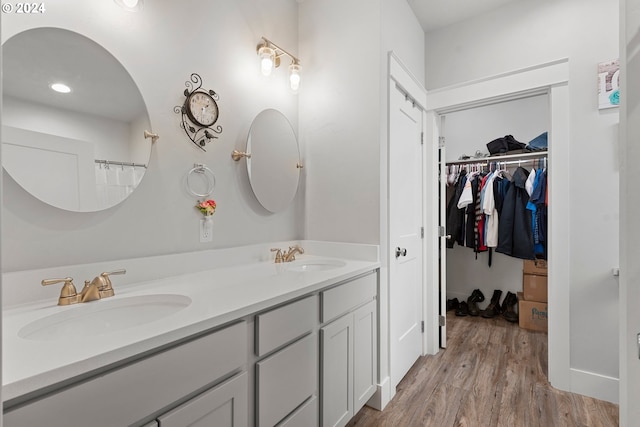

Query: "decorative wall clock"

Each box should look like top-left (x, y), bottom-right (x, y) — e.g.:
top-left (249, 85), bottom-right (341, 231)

top-left (174, 73), bottom-right (223, 151)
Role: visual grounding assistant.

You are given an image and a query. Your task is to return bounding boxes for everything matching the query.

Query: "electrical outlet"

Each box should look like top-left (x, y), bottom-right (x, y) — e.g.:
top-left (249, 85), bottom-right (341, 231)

top-left (200, 218), bottom-right (213, 243)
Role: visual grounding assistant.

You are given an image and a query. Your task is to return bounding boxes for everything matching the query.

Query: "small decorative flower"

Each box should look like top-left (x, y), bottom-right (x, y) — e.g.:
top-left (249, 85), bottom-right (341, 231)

top-left (196, 199), bottom-right (216, 216)
top-left (609, 89), bottom-right (620, 105)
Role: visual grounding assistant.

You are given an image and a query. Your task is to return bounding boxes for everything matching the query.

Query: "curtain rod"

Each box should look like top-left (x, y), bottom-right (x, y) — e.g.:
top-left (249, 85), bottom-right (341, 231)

top-left (95, 159), bottom-right (147, 168)
top-left (446, 150), bottom-right (547, 166)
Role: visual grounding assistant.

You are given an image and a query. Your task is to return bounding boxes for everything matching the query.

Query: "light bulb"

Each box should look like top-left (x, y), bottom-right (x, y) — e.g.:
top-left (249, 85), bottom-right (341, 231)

top-left (50, 83), bottom-right (71, 93)
top-left (259, 46), bottom-right (275, 76)
top-left (289, 63), bottom-right (301, 91)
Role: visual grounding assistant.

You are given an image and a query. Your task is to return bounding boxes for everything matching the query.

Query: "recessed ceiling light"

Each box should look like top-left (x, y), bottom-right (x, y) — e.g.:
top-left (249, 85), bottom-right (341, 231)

top-left (50, 83), bottom-right (71, 94)
top-left (114, 0), bottom-right (143, 11)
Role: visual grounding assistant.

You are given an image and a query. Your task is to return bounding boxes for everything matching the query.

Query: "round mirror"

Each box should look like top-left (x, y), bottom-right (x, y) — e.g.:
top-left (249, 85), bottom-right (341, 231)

top-left (246, 109), bottom-right (300, 213)
top-left (2, 27), bottom-right (152, 212)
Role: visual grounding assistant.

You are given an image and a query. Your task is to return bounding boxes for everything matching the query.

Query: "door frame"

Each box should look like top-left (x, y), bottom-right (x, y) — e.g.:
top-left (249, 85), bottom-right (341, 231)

top-left (375, 52), bottom-right (428, 410)
top-left (620, 0), bottom-right (640, 423)
top-left (424, 59), bottom-right (572, 393)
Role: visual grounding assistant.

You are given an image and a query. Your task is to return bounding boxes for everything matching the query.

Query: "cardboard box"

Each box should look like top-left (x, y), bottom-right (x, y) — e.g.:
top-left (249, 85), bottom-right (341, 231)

top-left (518, 292), bottom-right (548, 332)
top-left (523, 273), bottom-right (548, 302)
top-left (523, 259), bottom-right (547, 276)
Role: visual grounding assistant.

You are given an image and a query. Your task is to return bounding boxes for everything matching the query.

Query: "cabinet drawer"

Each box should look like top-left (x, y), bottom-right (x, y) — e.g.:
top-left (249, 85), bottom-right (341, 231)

top-left (256, 334), bottom-right (317, 427)
top-left (4, 321), bottom-right (247, 427)
top-left (321, 273), bottom-right (376, 323)
top-left (278, 395), bottom-right (318, 427)
top-left (256, 295), bottom-right (318, 357)
top-left (158, 372), bottom-right (248, 427)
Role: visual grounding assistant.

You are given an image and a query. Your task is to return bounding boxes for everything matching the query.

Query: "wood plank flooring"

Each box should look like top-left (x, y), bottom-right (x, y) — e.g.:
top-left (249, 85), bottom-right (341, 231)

top-left (347, 311), bottom-right (619, 427)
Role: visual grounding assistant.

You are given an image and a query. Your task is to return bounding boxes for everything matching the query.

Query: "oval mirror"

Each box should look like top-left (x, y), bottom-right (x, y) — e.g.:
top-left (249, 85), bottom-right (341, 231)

top-left (246, 109), bottom-right (300, 213)
top-left (2, 27), bottom-right (152, 212)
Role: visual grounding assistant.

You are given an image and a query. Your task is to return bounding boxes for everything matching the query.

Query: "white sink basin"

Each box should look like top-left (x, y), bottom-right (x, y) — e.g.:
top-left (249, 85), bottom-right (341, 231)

top-left (288, 259), bottom-right (347, 272)
top-left (18, 294), bottom-right (192, 341)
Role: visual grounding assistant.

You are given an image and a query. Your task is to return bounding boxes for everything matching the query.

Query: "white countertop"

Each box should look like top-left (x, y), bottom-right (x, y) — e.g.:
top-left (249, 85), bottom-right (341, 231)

top-left (3, 249), bottom-right (379, 403)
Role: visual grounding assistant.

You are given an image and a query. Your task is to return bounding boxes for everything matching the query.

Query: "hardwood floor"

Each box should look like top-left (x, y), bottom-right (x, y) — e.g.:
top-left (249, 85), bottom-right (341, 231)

top-left (347, 311), bottom-right (619, 427)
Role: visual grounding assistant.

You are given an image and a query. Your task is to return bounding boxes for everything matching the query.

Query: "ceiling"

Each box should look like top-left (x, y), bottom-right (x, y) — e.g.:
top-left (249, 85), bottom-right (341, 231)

top-left (3, 27), bottom-right (146, 123)
top-left (407, 0), bottom-right (520, 32)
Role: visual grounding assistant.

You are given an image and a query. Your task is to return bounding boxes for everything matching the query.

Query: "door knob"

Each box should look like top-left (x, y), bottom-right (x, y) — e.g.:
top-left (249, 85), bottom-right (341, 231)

top-left (395, 247), bottom-right (407, 258)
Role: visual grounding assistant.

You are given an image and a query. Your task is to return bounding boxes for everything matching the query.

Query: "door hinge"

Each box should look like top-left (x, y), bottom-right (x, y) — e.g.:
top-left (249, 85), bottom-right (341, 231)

top-left (438, 226), bottom-right (445, 237)
top-left (438, 136), bottom-right (445, 148)
top-left (421, 227), bottom-right (424, 238)
top-left (421, 132), bottom-right (424, 145)
top-left (439, 315), bottom-right (446, 327)
top-left (421, 320), bottom-right (425, 333)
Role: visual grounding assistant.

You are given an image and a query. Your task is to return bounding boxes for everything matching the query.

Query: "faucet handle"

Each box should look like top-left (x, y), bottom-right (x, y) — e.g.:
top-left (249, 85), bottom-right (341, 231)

top-left (41, 277), bottom-right (79, 306)
top-left (96, 269), bottom-right (126, 298)
top-left (270, 248), bottom-right (284, 263)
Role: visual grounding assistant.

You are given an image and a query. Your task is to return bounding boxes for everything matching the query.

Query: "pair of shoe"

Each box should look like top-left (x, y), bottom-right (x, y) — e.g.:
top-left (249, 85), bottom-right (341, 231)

top-left (455, 289), bottom-right (485, 317)
top-left (480, 290), bottom-right (518, 322)
top-left (447, 298), bottom-right (459, 312)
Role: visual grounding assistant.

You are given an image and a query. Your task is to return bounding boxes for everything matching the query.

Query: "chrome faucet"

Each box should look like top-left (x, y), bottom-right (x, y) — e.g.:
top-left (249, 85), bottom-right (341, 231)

top-left (41, 269), bottom-right (126, 306)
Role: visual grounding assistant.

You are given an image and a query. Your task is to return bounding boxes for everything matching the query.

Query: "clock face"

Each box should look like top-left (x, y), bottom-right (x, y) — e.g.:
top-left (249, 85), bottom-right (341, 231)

top-left (187, 91), bottom-right (219, 127)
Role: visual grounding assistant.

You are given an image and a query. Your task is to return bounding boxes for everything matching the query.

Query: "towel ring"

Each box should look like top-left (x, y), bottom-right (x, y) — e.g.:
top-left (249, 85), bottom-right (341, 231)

top-left (187, 163), bottom-right (216, 198)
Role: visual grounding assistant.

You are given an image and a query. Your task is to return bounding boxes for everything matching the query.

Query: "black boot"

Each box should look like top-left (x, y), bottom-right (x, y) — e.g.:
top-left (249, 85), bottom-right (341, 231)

top-left (467, 289), bottom-right (485, 316)
top-left (481, 290), bottom-right (503, 318)
top-left (501, 292), bottom-right (519, 323)
top-left (447, 298), bottom-right (460, 312)
top-left (455, 301), bottom-right (469, 317)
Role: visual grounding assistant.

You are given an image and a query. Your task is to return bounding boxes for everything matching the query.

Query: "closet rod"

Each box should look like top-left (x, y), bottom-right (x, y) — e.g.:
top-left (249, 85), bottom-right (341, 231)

top-left (446, 150), bottom-right (547, 166)
top-left (95, 159), bottom-right (147, 168)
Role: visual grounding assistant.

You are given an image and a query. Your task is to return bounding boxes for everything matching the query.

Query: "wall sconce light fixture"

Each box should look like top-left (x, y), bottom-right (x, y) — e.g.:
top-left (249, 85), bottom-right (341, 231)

top-left (257, 37), bottom-right (301, 91)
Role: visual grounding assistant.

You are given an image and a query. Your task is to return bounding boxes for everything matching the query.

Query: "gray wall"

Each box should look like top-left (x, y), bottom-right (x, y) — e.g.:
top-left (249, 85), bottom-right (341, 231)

top-left (2, 0), bottom-right (303, 272)
top-left (426, 0), bottom-right (620, 383)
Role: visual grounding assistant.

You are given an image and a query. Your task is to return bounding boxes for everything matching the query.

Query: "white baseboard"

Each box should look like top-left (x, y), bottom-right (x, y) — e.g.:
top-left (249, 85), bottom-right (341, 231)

top-left (366, 376), bottom-right (394, 411)
top-left (570, 368), bottom-right (619, 404)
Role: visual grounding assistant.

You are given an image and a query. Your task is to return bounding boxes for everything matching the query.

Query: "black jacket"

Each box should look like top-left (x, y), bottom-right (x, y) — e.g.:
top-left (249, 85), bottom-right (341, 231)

top-left (495, 167), bottom-right (535, 260)
top-left (445, 170), bottom-right (467, 248)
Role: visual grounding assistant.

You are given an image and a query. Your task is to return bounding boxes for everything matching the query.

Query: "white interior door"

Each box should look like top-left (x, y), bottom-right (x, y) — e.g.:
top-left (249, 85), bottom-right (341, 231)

top-left (2, 126), bottom-right (96, 211)
top-left (389, 83), bottom-right (424, 389)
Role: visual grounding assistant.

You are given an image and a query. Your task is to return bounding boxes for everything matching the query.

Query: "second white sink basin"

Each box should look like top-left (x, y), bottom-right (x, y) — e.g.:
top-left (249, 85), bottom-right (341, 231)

top-left (288, 259), bottom-right (347, 272)
top-left (18, 294), bottom-right (192, 341)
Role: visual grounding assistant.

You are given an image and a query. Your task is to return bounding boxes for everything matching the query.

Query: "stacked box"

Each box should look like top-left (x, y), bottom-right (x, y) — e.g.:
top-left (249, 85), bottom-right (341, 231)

top-left (519, 259), bottom-right (548, 332)
top-left (518, 292), bottom-right (548, 332)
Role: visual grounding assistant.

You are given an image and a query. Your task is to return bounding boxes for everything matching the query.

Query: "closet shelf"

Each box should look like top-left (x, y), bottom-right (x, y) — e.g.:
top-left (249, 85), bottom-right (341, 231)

top-left (446, 150), bottom-right (547, 166)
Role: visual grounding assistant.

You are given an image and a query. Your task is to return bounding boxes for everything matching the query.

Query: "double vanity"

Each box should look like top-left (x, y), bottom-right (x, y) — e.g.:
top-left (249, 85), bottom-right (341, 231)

top-left (2, 241), bottom-right (380, 427)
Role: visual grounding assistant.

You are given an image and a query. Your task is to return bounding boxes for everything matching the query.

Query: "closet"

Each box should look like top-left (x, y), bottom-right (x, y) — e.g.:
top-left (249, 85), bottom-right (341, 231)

top-left (439, 94), bottom-right (549, 337)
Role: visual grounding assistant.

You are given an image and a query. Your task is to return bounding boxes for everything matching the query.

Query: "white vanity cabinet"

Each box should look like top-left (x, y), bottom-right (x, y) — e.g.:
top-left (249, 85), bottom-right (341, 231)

top-left (3, 262), bottom-right (380, 427)
top-left (320, 274), bottom-right (377, 427)
top-left (255, 295), bottom-right (319, 427)
top-left (3, 321), bottom-right (248, 427)
top-left (157, 371), bottom-right (248, 427)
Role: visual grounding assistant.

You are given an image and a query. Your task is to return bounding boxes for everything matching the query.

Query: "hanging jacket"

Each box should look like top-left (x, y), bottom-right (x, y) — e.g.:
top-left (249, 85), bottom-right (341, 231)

top-left (496, 167), bottom-right (535, 260)
top-left (465, 174), bottom-right (480, 248)
top-left (529, 170), bottom-right (547, 259)
top-left (445, 170), bottom-right (467, 248)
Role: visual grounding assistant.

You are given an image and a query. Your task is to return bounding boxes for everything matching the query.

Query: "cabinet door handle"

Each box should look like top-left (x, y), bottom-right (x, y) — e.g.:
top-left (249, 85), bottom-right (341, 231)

top-left (395, 247), bottom-right (407, 258)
